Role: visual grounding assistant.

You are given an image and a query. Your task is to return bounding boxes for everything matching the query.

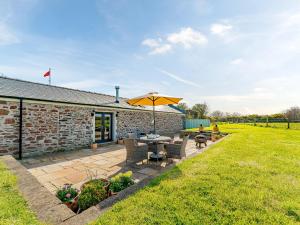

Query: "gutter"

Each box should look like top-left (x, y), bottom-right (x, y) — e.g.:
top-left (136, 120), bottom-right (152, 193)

top-left (168, 104), bottom-right (186, 114)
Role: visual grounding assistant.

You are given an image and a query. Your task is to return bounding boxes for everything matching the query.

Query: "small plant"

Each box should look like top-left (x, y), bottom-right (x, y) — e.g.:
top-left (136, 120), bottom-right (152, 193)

top-left (198, 124), bottom-right (204, 132)
top-left (212, 124), bottom-right (219, 132)
top-left (56, 184), bottom-right (78, 203)
top-left (109, 171), bottom-right (134, 193)
top-left (78, 179), bottom-right (108, 211)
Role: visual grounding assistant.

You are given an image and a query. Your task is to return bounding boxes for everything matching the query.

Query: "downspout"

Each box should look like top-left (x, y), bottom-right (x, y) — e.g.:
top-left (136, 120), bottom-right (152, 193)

top-left (153, 99), bottom-right (156, 134)
top-left (18, 98), bottom-right (23, 160)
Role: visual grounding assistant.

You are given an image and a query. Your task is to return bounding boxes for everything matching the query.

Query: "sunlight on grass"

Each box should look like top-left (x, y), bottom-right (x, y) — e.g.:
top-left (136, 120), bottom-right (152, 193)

top-left (93, 124), bottom-right (300, 225)
top-left (0, 161), bottom-right (40, 225)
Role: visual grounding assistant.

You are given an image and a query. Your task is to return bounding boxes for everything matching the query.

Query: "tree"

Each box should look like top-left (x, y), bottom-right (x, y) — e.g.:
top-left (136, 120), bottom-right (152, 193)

top-left (270, 113), bottom-right (286, 119)
top-left (177, 103), bottom-right (189, 112)
top-left (210, 110), bottom-right (224, 121)
top-left (192, 103), bottom-right (209, 119)
top-left (285, 106), bottom-right (300, 121)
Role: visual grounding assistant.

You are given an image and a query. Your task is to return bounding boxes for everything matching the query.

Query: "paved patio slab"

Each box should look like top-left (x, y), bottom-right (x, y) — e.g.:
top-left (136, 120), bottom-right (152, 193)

top-left (21, 140), bottom-right (212, 194)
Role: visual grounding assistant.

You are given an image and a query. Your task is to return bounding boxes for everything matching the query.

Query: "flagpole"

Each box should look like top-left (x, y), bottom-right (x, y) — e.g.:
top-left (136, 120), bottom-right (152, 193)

top-left (49, 68), bottom-right (51, 85)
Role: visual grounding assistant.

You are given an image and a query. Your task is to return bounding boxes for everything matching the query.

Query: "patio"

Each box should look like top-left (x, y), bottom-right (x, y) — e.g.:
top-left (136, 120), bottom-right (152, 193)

top-left (21, 139), bottom-right (213, 194)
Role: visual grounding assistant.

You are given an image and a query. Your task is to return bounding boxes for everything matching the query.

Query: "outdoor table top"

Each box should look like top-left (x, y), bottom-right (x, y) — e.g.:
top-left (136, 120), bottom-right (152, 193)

top-left (139, 135), bottom-right (172, 142)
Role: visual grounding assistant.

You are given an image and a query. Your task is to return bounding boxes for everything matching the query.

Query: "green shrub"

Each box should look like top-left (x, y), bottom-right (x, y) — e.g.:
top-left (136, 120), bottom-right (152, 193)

top-left (109, 171), bottom-right (134, 192)
top-left (78, 179), bottom-right (107, 211)
top-left (56, 184), bottom-right (78, 203)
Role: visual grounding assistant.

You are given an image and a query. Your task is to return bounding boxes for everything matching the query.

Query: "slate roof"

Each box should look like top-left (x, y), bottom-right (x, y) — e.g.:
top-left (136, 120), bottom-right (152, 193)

top-left (0, 76), bottom-right (182, 114)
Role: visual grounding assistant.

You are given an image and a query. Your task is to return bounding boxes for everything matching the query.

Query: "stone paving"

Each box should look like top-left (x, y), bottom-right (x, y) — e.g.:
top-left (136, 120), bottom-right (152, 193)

top-left (21, 139), bottom-right (212, 194)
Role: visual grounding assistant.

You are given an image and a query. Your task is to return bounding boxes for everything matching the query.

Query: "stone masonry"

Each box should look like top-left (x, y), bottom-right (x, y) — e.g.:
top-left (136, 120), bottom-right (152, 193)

top-left (0, 100), bottom-right (94, 156)
top-left (116, 110), bottom-right (184, 138)
top-left (22, 103), bottom-right (94, 155)
top-left (0, 99), bottom-right (184, 156)
top-left (0, 100), bottom-right (19, 154)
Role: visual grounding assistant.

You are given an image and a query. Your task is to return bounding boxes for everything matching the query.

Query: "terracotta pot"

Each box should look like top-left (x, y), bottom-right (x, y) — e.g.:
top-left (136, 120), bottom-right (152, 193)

top-left (117, 139), bottom-right (124, 145)
top-left (64, 195), bottom-right (79, 213)
top-left (91, 143), bottom-right (97, 150)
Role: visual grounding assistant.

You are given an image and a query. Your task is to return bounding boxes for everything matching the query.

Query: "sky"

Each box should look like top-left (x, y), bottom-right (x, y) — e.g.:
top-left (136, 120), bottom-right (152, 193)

top-left (1, 0), bottom-right (300, 114)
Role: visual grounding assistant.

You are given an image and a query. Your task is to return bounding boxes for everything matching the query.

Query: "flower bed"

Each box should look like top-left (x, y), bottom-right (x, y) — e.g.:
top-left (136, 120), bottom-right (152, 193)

top-left (56, 171), bottom-right (134, 214)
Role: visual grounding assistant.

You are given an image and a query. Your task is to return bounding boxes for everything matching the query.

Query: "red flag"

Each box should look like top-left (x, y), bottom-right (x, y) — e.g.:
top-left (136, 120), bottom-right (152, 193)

top-left (43, 70), bottom-right (50, 77)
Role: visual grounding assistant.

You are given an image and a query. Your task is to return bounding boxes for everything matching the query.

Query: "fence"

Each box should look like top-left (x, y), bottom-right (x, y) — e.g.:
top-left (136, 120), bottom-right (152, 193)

top-left (225, 118), bottom-right (300, 130)
top-left (185, 119), bottom-right (210, 129)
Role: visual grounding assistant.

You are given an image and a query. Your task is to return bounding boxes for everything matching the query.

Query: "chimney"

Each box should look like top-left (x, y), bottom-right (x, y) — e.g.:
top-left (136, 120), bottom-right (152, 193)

top-left (115, 86), bottom-right (120, 103)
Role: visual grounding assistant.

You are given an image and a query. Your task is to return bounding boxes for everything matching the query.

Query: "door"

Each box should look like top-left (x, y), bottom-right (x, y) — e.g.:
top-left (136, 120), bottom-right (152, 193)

top-left (95, 112), bottom-right (113, 143)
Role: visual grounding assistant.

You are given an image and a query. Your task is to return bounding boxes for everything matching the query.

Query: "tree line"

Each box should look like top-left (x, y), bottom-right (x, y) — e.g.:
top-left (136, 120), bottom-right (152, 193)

top-left (177, 103), bottom-right (300, 122)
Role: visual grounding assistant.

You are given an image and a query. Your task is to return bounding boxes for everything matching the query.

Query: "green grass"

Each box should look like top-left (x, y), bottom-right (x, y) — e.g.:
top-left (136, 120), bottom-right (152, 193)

top-left (0, 161), bottom-right (40, 225)
top-left (93, 124), bottom-right (300, 225)
top-left (250, 123), bottom-right (300, 130)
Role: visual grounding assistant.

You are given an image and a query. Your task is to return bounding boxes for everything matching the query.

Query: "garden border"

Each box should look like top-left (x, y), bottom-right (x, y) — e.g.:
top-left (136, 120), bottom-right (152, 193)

top-left (0, 155), bottom-right (76, 224)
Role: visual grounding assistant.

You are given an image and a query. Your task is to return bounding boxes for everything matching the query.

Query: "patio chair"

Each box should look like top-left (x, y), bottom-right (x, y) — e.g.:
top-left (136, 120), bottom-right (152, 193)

top-left (124, 138), bottom-right (148, 164)
top-left (165, 135), bottom-right (189, 159)
top-left (158, 131), bottom-right (175, 139)
top-left (158, 132), bottom-right (175, 146)
top-left (128, 132), bottom-right (137, 139)
top-left (173, 133), bottom-right (183, 144)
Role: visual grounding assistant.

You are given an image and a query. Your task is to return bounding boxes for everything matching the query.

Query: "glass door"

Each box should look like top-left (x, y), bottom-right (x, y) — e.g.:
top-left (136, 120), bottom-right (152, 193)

top-left (95, 112), bottom-right (113, 143)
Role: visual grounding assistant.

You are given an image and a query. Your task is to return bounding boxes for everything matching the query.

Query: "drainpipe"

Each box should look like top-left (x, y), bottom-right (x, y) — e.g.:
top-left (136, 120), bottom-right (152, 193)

top-left (18, 98), bottom-right (23, 160)
top-left (115, 86), bottom-right (120, 103)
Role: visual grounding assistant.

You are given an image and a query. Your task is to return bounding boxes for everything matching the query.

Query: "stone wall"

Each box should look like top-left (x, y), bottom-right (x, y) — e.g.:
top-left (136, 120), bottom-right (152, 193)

top-left (0, 100), bottom-right (94, 156)
top-left (0, 100), bottom-right (20, 155)
top-left (116, 110), bottom-right (184, 138)
top-left (22, 103), bottom-right (94, 154)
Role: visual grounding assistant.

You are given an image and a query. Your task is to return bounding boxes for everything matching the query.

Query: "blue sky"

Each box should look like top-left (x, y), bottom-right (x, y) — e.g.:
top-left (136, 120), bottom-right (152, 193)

top-left (1, 0), bottom-right (300, 114)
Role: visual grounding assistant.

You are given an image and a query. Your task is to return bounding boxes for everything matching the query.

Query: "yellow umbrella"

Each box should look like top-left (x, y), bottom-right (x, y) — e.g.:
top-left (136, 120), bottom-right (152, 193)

top-left (127, 92), bottom-right (182, 133)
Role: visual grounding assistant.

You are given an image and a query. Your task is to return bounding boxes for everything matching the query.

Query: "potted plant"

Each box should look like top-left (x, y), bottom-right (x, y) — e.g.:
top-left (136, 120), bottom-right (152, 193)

top-left (211, 124), bottom-right (220, 142)
top-left (109, 171), bottom-right (134, 193)
top-left (198, 124), bottom-right (204, 132)
top-left (117, 138), bottom-right (124, 145)
top-left (56, 184), bottom-right (79, 212)
top-left (78, 179), bottom-right (109, 212)
top-left (91, 142), bottom-right (97, 150)
top-left (212, 124), bottom-right (219, 132)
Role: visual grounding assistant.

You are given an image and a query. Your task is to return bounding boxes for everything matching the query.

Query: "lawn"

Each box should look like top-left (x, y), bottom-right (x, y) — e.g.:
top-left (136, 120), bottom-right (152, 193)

top-left (0, 161), bottom-right (40, 225)
top-left (93, 124), bottom-right (300, 225)
top-left (250, 122), bottom-right (300, 130)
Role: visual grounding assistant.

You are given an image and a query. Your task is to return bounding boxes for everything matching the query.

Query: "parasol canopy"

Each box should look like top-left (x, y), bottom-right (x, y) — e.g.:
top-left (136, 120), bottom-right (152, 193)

top-left (127, 92), bottom-right (182, 133)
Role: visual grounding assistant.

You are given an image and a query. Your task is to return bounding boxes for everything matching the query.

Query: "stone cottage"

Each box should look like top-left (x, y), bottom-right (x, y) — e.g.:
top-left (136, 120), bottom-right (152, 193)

top-left (0, 77), bottom-right (184, 158)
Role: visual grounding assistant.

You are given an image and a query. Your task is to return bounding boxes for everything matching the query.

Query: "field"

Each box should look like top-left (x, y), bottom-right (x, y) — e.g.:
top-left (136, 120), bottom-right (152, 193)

top-left (187, 122), bottom-right (300, 131)
top-left (249, 122), bottom-right (300, 130)
top-left (93, 124), bottom-right (300, 224)
top-left (0, 161), bottom-right (40, 225)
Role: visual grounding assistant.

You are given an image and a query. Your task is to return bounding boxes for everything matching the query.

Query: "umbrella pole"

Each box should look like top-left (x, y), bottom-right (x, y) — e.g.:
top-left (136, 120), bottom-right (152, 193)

top-left (152, 100), bottom-right (156, 134)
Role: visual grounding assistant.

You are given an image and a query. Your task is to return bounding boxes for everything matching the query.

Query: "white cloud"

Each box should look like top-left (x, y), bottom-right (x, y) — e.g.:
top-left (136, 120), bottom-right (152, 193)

top-left (142, 38), bottom-right (160, 48)
top-left (0, 22), bottom-right (19, 45)
top-left (157, 68), bottom-right (201, 88)
top-left (141, 27), bottom-right (207, 55)
top-left (230, 58), bottom-right (243, 65)
top-left (149, 44), bottom-right (172, 55)
top-left (280, 12), bottom-right (300, 28)
top-left (141, 38), bottom-right (172, 55)
top-left (210, 23), bottom-right (233, 37)
top-left (167, 27), bottom-right (207, 48)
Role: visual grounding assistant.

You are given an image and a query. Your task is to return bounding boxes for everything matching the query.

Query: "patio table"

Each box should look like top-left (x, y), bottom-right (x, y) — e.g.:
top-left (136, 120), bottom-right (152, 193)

top-left (139, 136), bottom-right (172, 160)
